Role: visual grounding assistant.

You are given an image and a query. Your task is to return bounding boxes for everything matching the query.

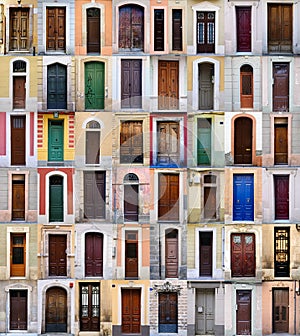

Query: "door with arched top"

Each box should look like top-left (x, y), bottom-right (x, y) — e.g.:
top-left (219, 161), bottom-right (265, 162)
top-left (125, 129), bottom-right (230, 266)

top-left (234, 117), bottom-right (253, 164)
top-left (45, 287), bottom-right (67, 332)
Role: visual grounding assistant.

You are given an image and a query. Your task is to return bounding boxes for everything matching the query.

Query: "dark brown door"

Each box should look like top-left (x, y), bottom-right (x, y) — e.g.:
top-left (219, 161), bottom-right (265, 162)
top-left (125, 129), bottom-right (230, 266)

top-left (231, 233), bottom-right (255, 277)
top-left (273, 63), bottom-right (289, 112)
top-left (268, 4), bottom-right (292, 53)
top-left (80, 283), bottom-right (100, 331)
top-left (121, 59), bottom-right (142, 108)
top-left (172, 9), bottom-right (182, 51)
top-left (46, 287), bottom-right (67, 332)
top-left (158, 173), bottom-right (179, 221)
top-left (49, 235), bottom-right (67, 276)
top-left (157, 122), bottom-right (180, 166)
top-left (274, 175), bottom-right (289, 220)
top-left (122, 289), bottom-right (141, 333)
top-left (87, 8), bottom-right (100, 54)
top-left (204, 186), bottom-right (216, 219)
top-left (85, 233), bottom-right (103, 277)
top-left (11, 116), bottom-right (26, 165)
top-left (10, 290), bottom-right (27, 330)
top-left (234, 117), bottom-right (252, 164)
top-left (125, 231), bottom-right (138, 278)
top-left (12, 177), bottom-right (25, 220)
top-left (46, 7), bottom-right (66, 52)
top-left (9, 8), bottom-right (29, 51)
top-left (275, 123), bottom-right (288, 164)
top-left (124, 184), bottom-right (139, 221)
top-left (199, 63), bottom-right (214, 110)
top-left (199, 232), bottom-right (212, 276)
top-left (13, 76), bottom-right (26, 109)
top-left (154, 9), bottom-right (164, 51)
top-left (236, 290), bottom-right (251, 335)
top-left (197, 12), bottom-right (215, 53)
top-left (165, 230), bottom-right (178, 278)
top-left (159, 293), bottom-right (178, 333)
top-left (158, 61), bottom-right (179, 110)
top-left (236, 7), bottom-right (251, 52)
top-left (273, 289), bottom-right (289, 333)
top-left (120, 120), bottom-right (143, 164)
top-left (240, 65), bottom-right (253, 108)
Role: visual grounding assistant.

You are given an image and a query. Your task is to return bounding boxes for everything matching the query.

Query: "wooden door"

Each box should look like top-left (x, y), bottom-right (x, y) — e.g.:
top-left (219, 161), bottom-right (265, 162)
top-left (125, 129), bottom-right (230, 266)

top-left (240, 65), bottom-right (253, 108)
top-left (197, 12), bottom-right (215, 53)
top-left (158, 174), bottom-right (179, 221)
top-left (197, 118), bottom-right (211, 165)
top-left (48, 120), bottom-right (64, 161)
top-left (9, 8), bottom-right (29, 51)
top-left (85, 62), bottom-right (105, 110)
top-left (84, 171), bottom-right (106, 219)
top-left (13, 76), bottom-right (26, 109)
top-left (165, 230), bottom-right (178, 278)
top-left (234, 117), bottom-right (252, 164)
top-left (274, 228), bottom-right (290, 277)
top-left (49, 235), bottom-right (66, 276)
top-left (47, 63), bottom-right (67, 109)
top-left (80, 284), bottom-right (100, 331)
top-left (154, 9), bottom-right (164, 51)
top-left (274, 175), bottom-right (289, 220)
top-left (10, 290), bottom-right (27, 330)
top-left (49, 175), bottom-right (63, 222)
top-left (159, 293), bottom-right (178, 333)
top-left (10, 234), bottom-right (26, 277)
top-left (158, 61), bottom-right (179, 110)
top-left (120, 121), bottom-right (143, 164)
top-left (231, 233), bottom-right (255, 277)
top-left (11, 116), bottom-right (26, 165)
top-left (124, 184), bottom-right (139, 222)
top-left (122, 289), bottom-right (141, 333)
top-left (268, 5), bottom-right (292, 53)
top-left (236, 290), bottom-right (251, 335)
top-left (275, 123), bottom-right (288, 164)
top-left (233, 174), bottom-right (254, 221)
top-left (85, 233), bottom-right (103, 277)
top-left (87, 8), bottom-right (100, 54)
top-left (46, 7), bottom-right (66, 52)
top-left (204, 187), bottom-right (216, 219)
top-left (86, 130), bottom-right (100, 164)
top-left (236, 7), bottom-right (251, 52)
top-left (199, 232), bottom-right (212, 276)
top-left (157, 122), bottom-right (180, 166)
top-left (196, 289), bottom-right (215, 335)
top-left (121, 59), bottom-right (142, 108)
top-left (172, 9), bottom-right (182, 51)
top-left (199, 63), bottom-right (214, 110)
top-left (273, 63), bottom-right (289, 112)
top-left (125, 231), bottom-right (138, 278)
top-left (46, 287), bottom-right (67, 332)
top-left (12, 178), bottom-right (25, 220)
top-left (273, 289), bottom-right (289, 333)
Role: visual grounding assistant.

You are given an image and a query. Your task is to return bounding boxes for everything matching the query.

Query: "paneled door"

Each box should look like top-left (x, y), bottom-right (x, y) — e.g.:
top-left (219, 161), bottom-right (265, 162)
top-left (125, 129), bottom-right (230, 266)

top-left (47, 63), bottom-right (67, 109)
top-left (121, 59), bottom-right (142, 108)
top-left (233, 174), bottom-right (254, 221)
top-left (172, 9), bottom-right (182, 51)
top-left (49, 175), bottom-right (64, 222)
top-left (157, 121), bottom-right (180, 166)
top-left (120, 121), bottom-right (143, 164)
top-left (236, 290), bottom-right (251, 335)
top-left (125, 231), bottom-right (138, 278)
top-left (274, 175), bottom-right (289, 220)
top-left (195, 289), bottom-right (215, 335)
top-left (275, 123), bottom-right (288, 164)
top-left (199, 232), bottom-right (212, 276)
top-left (13, 76), bottom-right (26, 109)
top-left (46, 287), bottom-right (67, 332)
top-left (87, 8), bottom-right (100, 54)
top-left (273, 63), bottom-right (289, 112)
top-left (154, 9), bottom-right (164, 51)
top-left (159, 293), bottom-right (178, 333)
top-left (234, 117), bottom-right (252, 164)
top-left (80, 284), bottom-right (100, 331)
top-left (273, 289), bottom-right (289, 333)
top-left (9, 8), bottom-right (29, 51)
top-left (85, 62), bottom-right (105, 110)
top-left (236, 7), bottom-right (251, 52)
top-left (11, 116), bottom-right (26, 165)
top-left (122, 289), bottom-right (141, 333)
top-left (46, 7), bottom-right (66, 52)
top-left (158, 173), bottom-right (179, 221)
top-left (158, 61), bottom-right (179, 110)
top-left (85, 233), bottom-right (103, 277)
top-left (196, 12), bottom-right (215, 53)
top-left (49, 235), bottom-right (67, 276)
top-left (124, 184), bottom-right (139, 222)
top-left (48, 120), bottom-right (64, 161)
top-left (199, 63), bottom-right (214, 110)
top-left (10, 290), bottom-right (27, 330)
top-left (197, 118), bottom-right (211, 165)
top-left (165, 230), bottom-right (178, 278)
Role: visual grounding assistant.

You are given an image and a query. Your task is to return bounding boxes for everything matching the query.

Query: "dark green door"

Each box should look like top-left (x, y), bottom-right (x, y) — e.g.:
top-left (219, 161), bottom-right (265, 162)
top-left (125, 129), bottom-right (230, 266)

top-left (85, 62), bottom-right (105, 110)
top-left (197, 118), bottom-right (211, 165)
top-left (47, 63), bottom-right (67, 109)
top-left (48, 120), bottom-right (64, 161)
top-left (49, 175), bottom-right (63, 222)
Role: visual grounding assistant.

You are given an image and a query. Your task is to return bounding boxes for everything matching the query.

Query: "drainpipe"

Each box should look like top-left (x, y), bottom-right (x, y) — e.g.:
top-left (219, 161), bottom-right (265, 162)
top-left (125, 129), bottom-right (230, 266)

top-left (159, 221), bottom-right (161, 279)
top-left (294, 280), bottom-right (297, 335)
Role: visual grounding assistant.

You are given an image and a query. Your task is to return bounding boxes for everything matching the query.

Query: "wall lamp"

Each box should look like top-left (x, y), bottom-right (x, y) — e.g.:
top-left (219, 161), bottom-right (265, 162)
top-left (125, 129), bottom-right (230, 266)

top-left (17, 0), bottom-right (21, 5)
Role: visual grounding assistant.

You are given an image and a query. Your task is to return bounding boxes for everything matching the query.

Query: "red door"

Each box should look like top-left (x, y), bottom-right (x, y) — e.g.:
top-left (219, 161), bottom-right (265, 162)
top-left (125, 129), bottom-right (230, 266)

top-left (236, 7), bottom-right (251, 52)
top-left (49, 235), bottom-right (67, 276)
top-left (11, 116), bottom-right (26, 165)
top-left (158, 174), bottom-right (179, 221)
top-left (234, 117), bottom-right (252, 164)
top-left (236, 290), bottom-right (251, 335)
top-left (122, 289), bottom-right (141, 333)
top-left (199, 232), bottom-right (212, 276)
top-left (274, 175), bottom-right (289, 220)
top-left (85, 233), bottom-right (103, 277)
top-left (13, 76), bottom-right (26, 109)
top-left (165, 230), bottom-right (178, 278)
top-left (273, 63), bottom-right (289, 112)
top-left (125, 231), bottom-right (138, 278)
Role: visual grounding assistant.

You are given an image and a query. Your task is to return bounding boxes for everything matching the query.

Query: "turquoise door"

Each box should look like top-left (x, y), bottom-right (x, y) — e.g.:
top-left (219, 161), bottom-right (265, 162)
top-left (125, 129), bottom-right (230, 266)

top-left (48, 120), bottom-right (64, 161)
top-left (49, 175), bottom-right (63, 222)
top-left (85, 62), bottom-right (105, 109)
top-left (197, 118), bottom-right (211, 165)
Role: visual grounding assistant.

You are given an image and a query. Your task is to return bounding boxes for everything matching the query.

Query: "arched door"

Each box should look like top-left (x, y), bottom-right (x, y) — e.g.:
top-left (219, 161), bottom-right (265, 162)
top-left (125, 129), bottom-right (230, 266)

top-left (234, 117), bottom-right (253, 164)
top-left (45, 287), bottom-right (67, 332)
top-left (124, 174), bottom-right (139, 222)
top-left (199, 63), bottom-right (214, 110)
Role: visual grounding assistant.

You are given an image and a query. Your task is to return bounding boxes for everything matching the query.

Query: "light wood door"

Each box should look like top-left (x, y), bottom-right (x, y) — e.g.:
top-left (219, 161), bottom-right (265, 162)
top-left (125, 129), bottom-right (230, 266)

top-left (158, 61), bottom-right (179, 110)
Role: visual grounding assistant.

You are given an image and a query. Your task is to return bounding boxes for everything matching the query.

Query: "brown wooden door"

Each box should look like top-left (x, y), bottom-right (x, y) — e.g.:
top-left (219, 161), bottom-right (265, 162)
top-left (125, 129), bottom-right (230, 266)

top-left (159, 293), bottom-right (178, 333)
top-left (197, 12), bottom-right (215, 53)
top-left (236, 7), bottom-right (251, 52)
top-left (240, 65), bottom-right (253, 108)
top-left (11, 116), bottom-right (26, 165)
top-left (199, 232), bottom-right (212, 276)
top-left (274, 175), bottom-right (289, 220)
top-left (273, 289), bottom-right (289, 333)
top-left (12, 178), bottom-right (25, 220)
top-left (275, 123), bottom-right (288, 164)
top-left (124, 184), bottom-right (139, 221)
top-left (158, 174), bottom-right (179, 221)
top-left (87, 8), bottom-right (100, 54)
top-left (13, 76), bottom-right (26, 109)
top-left (125, 231), bottom-right (138, 278)
top-left (85, 130), bottom-right (100, 164)
top-left (158, 61), bottom-right (179, 110)
top-left (204, 186), bottom-right (216, 219)
top-left (121, 59), bottom-right (142, 108)
top-left (231, 233), bottom-right (255, 277)
top-left (10, 290), bottom-right (27, 330)
top-left (273, 63), bottom-right (289, 112)
top-left (122, 289), bottom-right (141, 333)
top-left (268, 5), bottom-right (292, 53)
top-left (49, 235), bottom-right (67, 276)
top-left (234, 117), bottom-right (252, 164)
top-left (165, 230), bottom-right (178, 278)
top-left (85, 233), bottom-right (103, 277)
top-left (120, 120), bottom-right (143, 164)
top-left (80, 284), bottom-right (100, 331)
top-left (172, 9), bottom-right (182, 51)
top-left (157, 122), bottom-right (180, 166)
top-left (46, 7), bottom-right (66, 52)
top-left (46, 287), bottom-right (67, 332)
top-left (199, 63), bottom-right (214, 110)
top-left (236, 290), bottom-right (251, 335)
top-left (9, 8), bottom-right (29, 51)
top-left (10, 234), bottom-right (26, 276)
top-left (154, 9), bottom-right (164, 51)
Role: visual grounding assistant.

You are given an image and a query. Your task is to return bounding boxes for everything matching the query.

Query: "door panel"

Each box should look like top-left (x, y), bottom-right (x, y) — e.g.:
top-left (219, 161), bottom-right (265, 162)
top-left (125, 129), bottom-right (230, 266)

top-left (46, 287), bottom-right (67, 332)
top-left (154, 9), bottom-right (164, 51)
top-left (10, 290), bottom-right (27, 330)
top-left (49, 175), bottom-right (63, 222)
top-left (122, 289), bottom-right (141, 333)
top-left (49, 235), bottom-right (67, 276)
top-left (233, 174), bottom-right (254, 221)
top-left (80, 284), bottom-right (100, 331)
top-left (273, 289), bottom-right (289, 333)
top-left (157, 122), bottom-right (180, 166)
top-left (13, 76), bottom-right (26, 109)
top-left (172, 9), bottom-right (182, 51)
top-left (165, 230), bottom-right (178, 278)
top-left (159, 293), bottom-right (178, 333)
top-left (47, 7), bottom-right (66, 52)
top-left (273, 63), bottom-right (289, 112)
top-left (47, 63), bottom-right (67, 109)
top-left (199, 232), bottom-right (212, 276)
top-left (196, 289), bottom-right (215, 335)
top-left (124, 184), bottom-right (139, 221)
top-left (11, 116), bottom-right (26, 165)
top-left (87, 8), bottom-right (100, 54)
top-left (274, 175), bottom-right (289, 220)
top-left (236, 290), bottom-right (251, 335)
top-left (85, 233), bottom-right (103, 277)
top-left (85, 62), bottom-right (105, 110)
top-left (125, 232), bottom-right (138, 278)
top-left (234, 117), bottom-right (252, 164)
top-left (197, 118), bottom-right (211, 165)
top-left (121, 59), bottom-right (142, 108)
top-left (12, 180), bottom-right (25, 220)
top-left (197, 12), bottom-right (215, 53)
top-left (158, 174), bottom-right (179, 221)
top-left (236, 7), bottom-right (251, 52)
top-left (120, 121), bottom-right (143, 164)
top-left (275, 124), bottom-right (288, 164)
top-left (10, 8), bottom-right (29, 51)
top-left (158, 61), bottom-right (179, 110)
top-left (199, 63), bottom-right (214, 110)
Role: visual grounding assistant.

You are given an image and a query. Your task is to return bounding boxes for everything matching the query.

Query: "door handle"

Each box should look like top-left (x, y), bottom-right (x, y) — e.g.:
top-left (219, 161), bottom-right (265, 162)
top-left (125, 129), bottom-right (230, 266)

top-left (245, 148), bottom-right (251, 151)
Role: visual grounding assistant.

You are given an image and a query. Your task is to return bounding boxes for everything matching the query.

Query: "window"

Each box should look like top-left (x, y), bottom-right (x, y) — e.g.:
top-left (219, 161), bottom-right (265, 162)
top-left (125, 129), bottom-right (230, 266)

top-left (157, 122), bottom-right (180, 166)
top-left (233, 174), bottom-right (254, 221)
top-left (85, 233), bottom-right (103, 277)
top-left (236, 7), bottom-right (251, 52)
top-left (120, 121), bottom-right (143, 164)
top-left (49, 234), bottom-right (67, 276)
top-left (240, 65), bottom-right (253, 108)
top-left (85, 120), bottom-right (100, 164)
top-left (124, 174), bottom-right (139, 222)
top-left (158, 173), bottom-right (179, 221)
top-left (11, 116), bottom-right (26, 165)
top-left (274, 227), bottom-right (289, 277)
top-left (85, 62), bottom-right (105, 110)
top-left (49, 175), bottom-right (64, 222)
top-left (274, 175), bottom-right (289, 220)
top-left (86, 8), bottom-right (101, 54)
top-left (13, 60), bottom-right (26, 109)
top-left (12, 174), bottom-right (25, 220)
top-left (10, 290), bottom-right (27, 330)
top-left (46, 7), bottom-right (66, 52)
top-left (47, 63), bottom-right (67, 110)
top-left (159, 293), bottom-right (178, 333)
top-left (80, 283), bottom-right (100, 331)
top-left (9, 8), bottom-right (29, 51)
top-left (154, 9), bottom-right (164, 51)
top-left (273, 63), bottom-right (289, 112)
top-left (196, 12), bottom-right (215, 53)
top-left (172, 9), bottom-right (182, 51)
top-left (274, 118), bottom-right (288, 165)
top-left (10, 234), bottom-right (26, 277)
top-left (203, 174), bottom-right (217, 220)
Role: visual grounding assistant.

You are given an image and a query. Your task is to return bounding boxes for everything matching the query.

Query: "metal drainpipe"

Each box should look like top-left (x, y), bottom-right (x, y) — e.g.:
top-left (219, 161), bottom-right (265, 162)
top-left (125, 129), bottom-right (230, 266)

top-left (294, 280), bottom-right (297, 335)
top-left (159, 221), bottom-right (161, 279)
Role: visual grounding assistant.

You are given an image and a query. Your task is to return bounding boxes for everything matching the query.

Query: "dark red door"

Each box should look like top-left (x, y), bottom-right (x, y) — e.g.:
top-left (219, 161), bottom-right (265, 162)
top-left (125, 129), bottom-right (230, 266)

top-left (199, 232), bottom-right (212, 276)
top-left (49, 235), bottom-right (67, 276)
top-left (273, 289), bottom-right (289, 333)
top-left (121, 59), bottom-right (142, 108)
top-left (46, 287), bottom-right (67, 332)
top-left (158, 174), bottom-right (179, 221)
top-left (275, 123), bottom-right (288, 164)
top-left (234, 117), bottom-right (252, 164)
top-left (11, 116), bottom-right (26, 165)
top-left (125, 231), bottom-right (138, 278)
top-left (124, 184), bottom-right (139, 221)
top-left (197, 12), bottom-right (215, 53)
top-left (274, 175), bottom-right (289, 220)
top-left (273, 63), bottom-right (289, 112)
top-left (158, 61), bottom-right (179, 110)
top-left (10, 290), bottom-right (27, 330)
top-left (236, 290), bottom-right (251, 335)
top-left (85, 233), bottom-right (103, 277)
top-left (154, 9), bottom-right (164, 51)
top-left (87, 8), bottom-right (100, 54)
top-left (165, 230), bottom-right (178, 278)
top-left (122, 289), bottom-right (141, 333)
top-left (172, 9), bottom-right (182, 51)
top-left (13, 76), bottom-right (26, 109)
top-left (236, 7), bottom-right (251, 52)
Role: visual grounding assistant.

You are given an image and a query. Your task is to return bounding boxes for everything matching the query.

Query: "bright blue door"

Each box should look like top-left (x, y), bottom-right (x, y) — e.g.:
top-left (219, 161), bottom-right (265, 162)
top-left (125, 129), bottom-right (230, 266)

top-left (233, 174), bottom-right (254, 221)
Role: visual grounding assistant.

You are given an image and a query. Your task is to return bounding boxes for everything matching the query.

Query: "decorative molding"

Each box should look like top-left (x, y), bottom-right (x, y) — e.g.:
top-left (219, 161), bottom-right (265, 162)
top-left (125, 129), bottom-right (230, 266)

top-left (153, 281), bottom-right (182, 295)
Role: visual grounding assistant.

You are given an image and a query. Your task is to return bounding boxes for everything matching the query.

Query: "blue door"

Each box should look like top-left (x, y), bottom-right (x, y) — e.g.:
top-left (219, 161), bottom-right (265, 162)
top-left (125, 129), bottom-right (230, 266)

top-left (233, 174), bottom-right (254, 221)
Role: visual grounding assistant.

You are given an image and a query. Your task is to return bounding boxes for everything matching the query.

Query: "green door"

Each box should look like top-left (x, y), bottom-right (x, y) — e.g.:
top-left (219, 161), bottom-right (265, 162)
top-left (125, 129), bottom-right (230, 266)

top-left (197, 118), bottom-right (211, 165)
top-left (85, 62), bottom-right (105, 110)
top-left (48, 120), bottom-right (64, 161)
top-left (49, 175), bottom-right (63, 222)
